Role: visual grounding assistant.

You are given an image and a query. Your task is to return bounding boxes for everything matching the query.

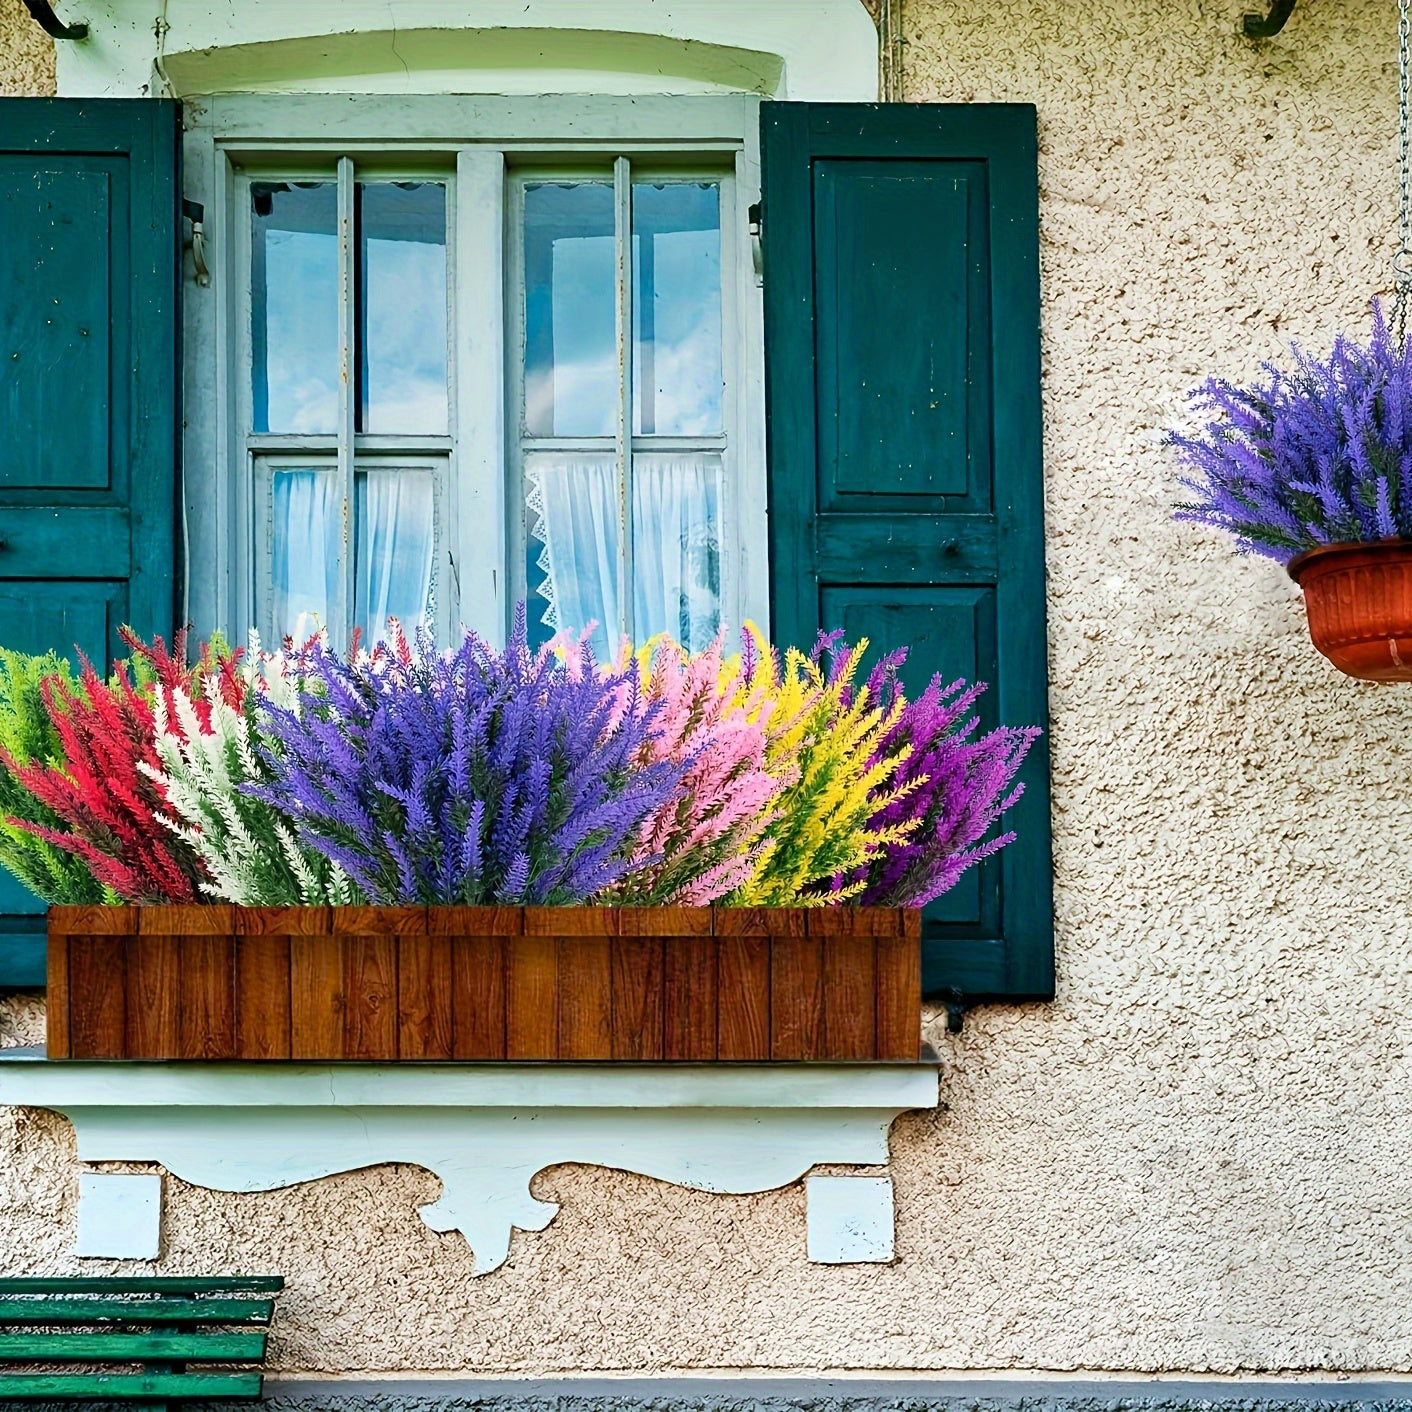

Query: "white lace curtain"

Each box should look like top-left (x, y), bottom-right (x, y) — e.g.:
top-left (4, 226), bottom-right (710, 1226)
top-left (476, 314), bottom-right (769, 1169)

top-left (528, 452), bottom-right (722, 658)
top-left (270, 468), bottom-right (434, 646)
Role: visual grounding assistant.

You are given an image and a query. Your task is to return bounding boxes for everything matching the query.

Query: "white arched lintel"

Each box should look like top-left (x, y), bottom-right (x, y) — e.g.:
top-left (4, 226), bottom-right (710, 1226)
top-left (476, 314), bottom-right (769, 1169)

top-left (54, 0), bottom-right (879, 102)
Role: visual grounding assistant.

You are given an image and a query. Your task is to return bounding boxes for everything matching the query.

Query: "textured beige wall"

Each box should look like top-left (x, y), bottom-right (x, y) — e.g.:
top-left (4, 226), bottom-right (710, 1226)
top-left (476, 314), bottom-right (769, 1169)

top-left (4, 0), bottom-right (1412, 1378)
top-left (0, 0), bottom-right (54, 94)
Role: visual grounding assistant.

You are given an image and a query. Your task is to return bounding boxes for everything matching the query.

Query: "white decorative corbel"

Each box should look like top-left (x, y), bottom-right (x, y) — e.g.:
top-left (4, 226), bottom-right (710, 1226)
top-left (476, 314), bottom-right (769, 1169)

top-left (0, 1058), bottom-right (937, 1276)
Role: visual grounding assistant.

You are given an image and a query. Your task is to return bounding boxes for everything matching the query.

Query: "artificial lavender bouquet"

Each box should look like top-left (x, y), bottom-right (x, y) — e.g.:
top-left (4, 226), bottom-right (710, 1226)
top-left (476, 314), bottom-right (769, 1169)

top-left (1171, 305), bottom-right (1412, 561)
top-left (0, 613), bottom-right (1039, 911)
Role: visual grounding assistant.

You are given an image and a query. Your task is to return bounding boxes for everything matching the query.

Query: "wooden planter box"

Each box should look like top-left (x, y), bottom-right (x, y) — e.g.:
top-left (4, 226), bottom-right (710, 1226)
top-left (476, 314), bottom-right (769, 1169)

top-left (46, 906), bottom-right (921, 1063)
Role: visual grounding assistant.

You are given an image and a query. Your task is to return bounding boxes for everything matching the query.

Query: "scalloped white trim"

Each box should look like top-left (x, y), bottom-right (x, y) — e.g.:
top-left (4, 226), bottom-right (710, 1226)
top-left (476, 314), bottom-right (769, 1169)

top-left (1, 1058), bottom-right (937, 1276)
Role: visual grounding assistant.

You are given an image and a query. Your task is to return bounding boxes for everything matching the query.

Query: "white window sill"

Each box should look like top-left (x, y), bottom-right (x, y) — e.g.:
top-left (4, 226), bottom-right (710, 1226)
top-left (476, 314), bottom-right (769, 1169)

top-left (0, 1054), bottom-right (938, 1274)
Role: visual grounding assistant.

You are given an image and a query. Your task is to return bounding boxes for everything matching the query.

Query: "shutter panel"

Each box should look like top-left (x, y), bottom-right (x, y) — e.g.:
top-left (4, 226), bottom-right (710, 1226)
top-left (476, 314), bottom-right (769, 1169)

top-left (761, 102), bottom-right (1053, 1003)
top-left (0, 99), bottom-right (180, 986)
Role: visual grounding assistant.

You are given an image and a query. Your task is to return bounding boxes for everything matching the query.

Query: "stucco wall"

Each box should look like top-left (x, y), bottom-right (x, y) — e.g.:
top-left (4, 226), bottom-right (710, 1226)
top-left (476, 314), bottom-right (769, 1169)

top-left (0, 0), bottom-right (54, 94)
top-left (4, 0), bottom-right (1412, 1380)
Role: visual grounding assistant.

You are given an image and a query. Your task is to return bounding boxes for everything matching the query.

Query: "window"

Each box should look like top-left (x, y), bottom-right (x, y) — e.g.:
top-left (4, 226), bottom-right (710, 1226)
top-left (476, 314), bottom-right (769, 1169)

top-left (512, 162), bottom-right (733, 657)
top-left (240, 165), bottom-right (451, 647)
top-left (197, 98), bottom-right (767, 654)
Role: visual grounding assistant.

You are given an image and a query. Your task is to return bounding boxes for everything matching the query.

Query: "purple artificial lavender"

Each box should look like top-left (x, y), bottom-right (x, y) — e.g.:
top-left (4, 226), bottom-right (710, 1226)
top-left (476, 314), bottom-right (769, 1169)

top-left (811, 636), bottom-right (1038, 910)
top-left (1171, 303), bottom-right (1412, 563)
top-left (247, 611), bottom-right (684, 905)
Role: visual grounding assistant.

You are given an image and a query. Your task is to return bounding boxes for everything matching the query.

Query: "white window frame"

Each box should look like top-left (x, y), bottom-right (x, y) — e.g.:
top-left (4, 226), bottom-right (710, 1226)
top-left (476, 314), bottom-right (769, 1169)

top-left (180, 95), bottom-right (768, 650)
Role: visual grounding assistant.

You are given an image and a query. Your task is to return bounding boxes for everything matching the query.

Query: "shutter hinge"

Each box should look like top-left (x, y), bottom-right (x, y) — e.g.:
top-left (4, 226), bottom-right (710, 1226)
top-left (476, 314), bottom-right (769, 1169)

top-left (944, 986), bottom-right (966, 1035)
top-left (182, 199), bottom-right (210, 288)
top-left (747, 201), bottom-right (763, 288)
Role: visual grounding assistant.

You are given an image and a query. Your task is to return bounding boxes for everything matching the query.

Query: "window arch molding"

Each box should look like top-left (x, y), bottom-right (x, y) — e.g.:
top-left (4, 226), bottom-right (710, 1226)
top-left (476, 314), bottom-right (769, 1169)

top-left (51, 0), bottom-right (879, 104)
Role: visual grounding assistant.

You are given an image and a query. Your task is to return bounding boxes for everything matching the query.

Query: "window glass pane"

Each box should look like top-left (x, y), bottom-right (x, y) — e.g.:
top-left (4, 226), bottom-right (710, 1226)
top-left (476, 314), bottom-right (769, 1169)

top-left (525, 450), bottom-right (620, 659)
top-left (633, 183), bottom-right (722, 436)
top-left (356, 470), bottom-right (436, 644)
top-left (251, 182), bottom-right (338, 434)
top-left (632, 451), bottom-right (722, 649)
top-left (523, 182), bottom-right (616, 437)
top-left (359, 183), bottom-right (448, 435)
top-left (270, 467), bottom-right (341, 643)
top-left (525, 452), bottom-right (723, 656)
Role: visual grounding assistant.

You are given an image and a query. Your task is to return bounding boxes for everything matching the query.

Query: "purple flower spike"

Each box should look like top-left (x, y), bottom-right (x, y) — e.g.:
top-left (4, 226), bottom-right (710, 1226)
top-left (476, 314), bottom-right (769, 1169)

top-left (246, 609), bottom-right (684, 905)
top-left (1171, 303), bottom-right (1412, 563)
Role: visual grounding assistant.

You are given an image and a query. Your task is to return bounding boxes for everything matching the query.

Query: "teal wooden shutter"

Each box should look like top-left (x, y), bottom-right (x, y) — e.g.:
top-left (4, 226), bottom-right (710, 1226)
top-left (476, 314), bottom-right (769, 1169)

top-left (761, 102), bottom-right (1052, 1003)
top-left (0, 98), bottom-right (180, 987)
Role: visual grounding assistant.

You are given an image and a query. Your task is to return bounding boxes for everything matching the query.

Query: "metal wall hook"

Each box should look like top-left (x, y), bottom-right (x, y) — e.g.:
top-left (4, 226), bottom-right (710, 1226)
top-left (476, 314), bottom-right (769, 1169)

top-left (20, 0), bottom-right (87, 40)
top-left (1244, 0), bottom-right (1297, 39)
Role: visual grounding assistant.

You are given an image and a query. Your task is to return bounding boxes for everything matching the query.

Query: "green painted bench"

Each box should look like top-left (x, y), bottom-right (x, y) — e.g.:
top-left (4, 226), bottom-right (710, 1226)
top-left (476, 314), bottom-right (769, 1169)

top-left (0, 1277), bottom-right (282, 1407)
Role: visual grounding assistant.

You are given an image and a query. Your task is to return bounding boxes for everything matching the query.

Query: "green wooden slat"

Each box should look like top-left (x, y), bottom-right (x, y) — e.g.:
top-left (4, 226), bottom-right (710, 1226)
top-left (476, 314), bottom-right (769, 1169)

top-left (0, 1277), bottom-right (283, 1296)
top-left (0, 1297), bottom-right (273, 1325)
top-left (0, 1332), bottom-right (267, 1361)
top-left (0, 1372), bottom-right (261, 1400)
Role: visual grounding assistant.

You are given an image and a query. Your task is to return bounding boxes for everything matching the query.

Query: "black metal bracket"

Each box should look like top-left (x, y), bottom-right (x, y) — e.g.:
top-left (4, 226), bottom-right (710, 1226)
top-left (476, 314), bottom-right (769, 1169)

top-left (943, 987), bottom-right (966, 1035)
top-left (21, 0), bottom-right (87, 39)
top-left (1243, 0), bottom-right (1296, 39)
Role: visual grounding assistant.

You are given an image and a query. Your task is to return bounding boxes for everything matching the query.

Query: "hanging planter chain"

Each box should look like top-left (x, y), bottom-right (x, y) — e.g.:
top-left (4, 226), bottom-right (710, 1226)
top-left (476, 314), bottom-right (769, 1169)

top-left (1395, 0), bottom-right (1412, 343)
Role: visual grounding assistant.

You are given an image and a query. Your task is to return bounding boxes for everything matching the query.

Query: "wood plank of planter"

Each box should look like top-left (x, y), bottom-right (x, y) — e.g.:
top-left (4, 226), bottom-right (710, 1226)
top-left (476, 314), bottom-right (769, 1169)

top-left (769, 909), bottom-right (824, 1061)
top-left (125, 918), bottom-right (180, 1060)
top-left (139, 907), bottom-right (237, 1060)
top-left (809, 908), bottom-right (883, 1061)
top-left (45, 907), bottom-right (129, 1060)
top-left (43, 909), bottom-right (96, 1056)
top-left (396, 912), bottom-right (452, 1061)
top-left (506, 911), bottom-right (560, 1061)
top-left (325, 907), bottom-right (416, 1060)
top-left (234, 908), bottom-right (326, 1060)
top-left (290, 917), bottom-right (342, 1061)
top-left (432, 907), bottom-right (517, 1061)
top-left (714, 908), bottom-right (793, 1061)
top-left (45, 930), bottom-right (69, 1060)
top-left (550, 909), bottom-right (616, 1061)
top-left (608, 910), bottom-right (674, 1061)
top-left (877, 909), bottom-right (922, 1061)
top-left (647, 908), bottom-right (716, 1062)
top-left (53, 907), bottom-right (135, 1060)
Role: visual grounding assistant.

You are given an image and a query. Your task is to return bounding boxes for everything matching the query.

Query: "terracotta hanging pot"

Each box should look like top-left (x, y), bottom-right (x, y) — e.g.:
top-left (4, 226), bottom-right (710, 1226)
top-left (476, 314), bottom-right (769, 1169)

top-left (1287, 540), bottom-right (1412, 682)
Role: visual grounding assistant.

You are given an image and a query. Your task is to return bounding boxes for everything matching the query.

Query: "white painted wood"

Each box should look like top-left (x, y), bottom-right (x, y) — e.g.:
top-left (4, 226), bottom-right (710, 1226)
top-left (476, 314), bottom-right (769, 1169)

top-left (614, 155), bottom-right (635, 641)
top-left (76, 1172), bottom-right (162, 1261)
top-left (732, 114), bottom-right (770, 637)
top-left (336, 155), bottom-right (357, 644)
top-left (186, 95), bottom-right (759, 147)
top-left (452, 149), bottom-right (507, 644)
top-left (0, 1058), bottom-right (936, 1277)
top-left (805, 1175), bottom-right (895, 1265)
top-left (53, 4), bottom-right (878, 104)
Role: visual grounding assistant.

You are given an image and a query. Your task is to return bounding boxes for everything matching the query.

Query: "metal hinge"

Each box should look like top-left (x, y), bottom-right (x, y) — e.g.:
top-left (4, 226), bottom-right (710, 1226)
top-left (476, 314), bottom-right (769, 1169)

top-left (943, 987), bottom-right (966, 1035)
top-left (182, 199), bottom-right (210, 288)
top-left (747, 201), bottom-right (763, 287)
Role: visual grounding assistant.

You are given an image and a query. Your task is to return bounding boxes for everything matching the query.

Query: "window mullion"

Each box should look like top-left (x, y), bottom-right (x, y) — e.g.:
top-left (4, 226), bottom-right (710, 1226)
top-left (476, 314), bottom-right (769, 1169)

top-left (455, 147), bottom-right (508, 647)
top-left (614, 154), bottom-right (634, 645)
top-left (336, 154), bottom-right (357, 645)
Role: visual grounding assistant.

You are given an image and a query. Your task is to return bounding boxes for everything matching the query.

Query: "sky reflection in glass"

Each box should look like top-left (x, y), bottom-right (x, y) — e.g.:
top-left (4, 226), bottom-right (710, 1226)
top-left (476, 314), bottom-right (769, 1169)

top-left (633, 183), bottom-right (722, 436)
top-left (251, 182), bottom-right (339, 434)
top-left (523, 182), bottom-right (616, 436)
top-left (359, 183), bottom-right (448, 434)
